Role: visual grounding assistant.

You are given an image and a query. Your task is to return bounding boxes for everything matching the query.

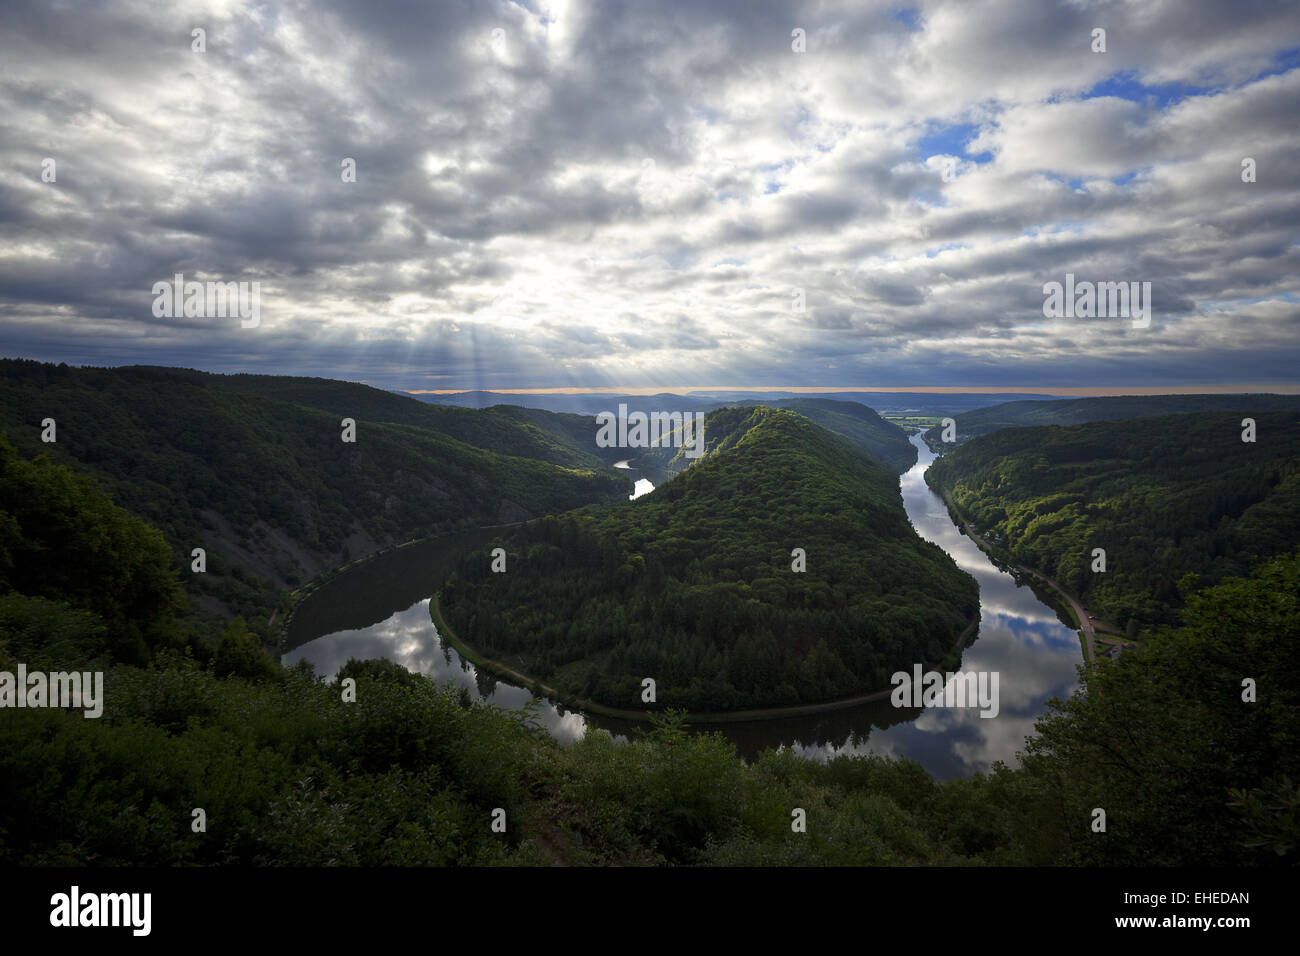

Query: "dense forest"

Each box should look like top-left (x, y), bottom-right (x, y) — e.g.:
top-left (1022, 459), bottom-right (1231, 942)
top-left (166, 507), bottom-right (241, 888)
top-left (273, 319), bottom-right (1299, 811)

top-left (207, 370), bottom-right (627, 470)
top-left (0, 360), bottom-right (628, 625)
top-left (924, 393), bottom-right (1300, 445)
top-left (711, 398), bottom-right (917, 473)
top-left (1, 437), bottom-right (1296, 865)
top-left (627, 398), bottom-right (915, 478)
top-left (440, 406), bottom-right (979, 711)
top-left (926, 411), bottom-right (1300, 633)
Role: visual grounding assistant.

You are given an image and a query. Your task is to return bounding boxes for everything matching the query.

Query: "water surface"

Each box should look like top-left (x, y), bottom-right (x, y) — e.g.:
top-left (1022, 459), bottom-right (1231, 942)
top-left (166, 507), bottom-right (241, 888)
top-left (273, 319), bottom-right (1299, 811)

top-left (286, 434), bottom-right (1084, 778)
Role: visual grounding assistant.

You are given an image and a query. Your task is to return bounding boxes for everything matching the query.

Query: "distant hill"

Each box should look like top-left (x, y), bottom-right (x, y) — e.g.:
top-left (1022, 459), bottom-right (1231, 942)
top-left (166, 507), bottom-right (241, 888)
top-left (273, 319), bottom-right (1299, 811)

top-left (408, 390), bottom-right (707, 416)
top-left (718, 398), bottom-right (917, 473)
top-left (440, 406), bottom-right (979, 712)
top-left (0, 360), bottom-right (628, 623)
top-left (184, 371), bottom-right (624, 470)
top-left (583, 397), bottom-right (918, 475)
top-left (412, 388), bottom-right (1059, 419)
top-left (924, 394), bottom-right (1300, 445)
top-left (925, 411), bottom-right (1300, 632)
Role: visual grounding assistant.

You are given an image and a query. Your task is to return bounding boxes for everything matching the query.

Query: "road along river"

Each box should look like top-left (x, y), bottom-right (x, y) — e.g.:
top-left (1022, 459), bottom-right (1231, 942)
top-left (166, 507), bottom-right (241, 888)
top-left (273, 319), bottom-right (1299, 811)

top-left (285, 434), bottom-right (1084, 780)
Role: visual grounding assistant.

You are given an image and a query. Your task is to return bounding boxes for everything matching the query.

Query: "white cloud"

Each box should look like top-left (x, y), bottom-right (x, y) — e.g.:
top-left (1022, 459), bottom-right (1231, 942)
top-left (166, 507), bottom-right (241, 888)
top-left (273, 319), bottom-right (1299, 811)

top-left (0, 0), bottom-right (1297, 388)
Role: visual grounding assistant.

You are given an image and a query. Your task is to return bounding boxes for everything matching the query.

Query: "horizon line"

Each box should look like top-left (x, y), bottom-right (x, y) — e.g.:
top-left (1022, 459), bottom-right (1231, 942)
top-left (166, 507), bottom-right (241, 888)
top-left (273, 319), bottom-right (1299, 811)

top-left (404, 383), bottom-right (1300, 396)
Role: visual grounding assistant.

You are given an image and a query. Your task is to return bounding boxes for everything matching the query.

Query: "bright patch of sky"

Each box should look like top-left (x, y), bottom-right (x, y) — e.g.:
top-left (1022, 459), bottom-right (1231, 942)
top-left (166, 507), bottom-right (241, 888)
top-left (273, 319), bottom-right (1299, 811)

top-left (0, 0), bottom-right (1297, 391)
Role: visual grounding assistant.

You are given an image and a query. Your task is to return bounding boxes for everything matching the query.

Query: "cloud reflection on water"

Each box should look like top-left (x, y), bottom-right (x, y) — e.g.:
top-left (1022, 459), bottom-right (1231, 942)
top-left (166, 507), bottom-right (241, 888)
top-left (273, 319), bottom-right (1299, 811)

top-left (288, 434), bottom-right (1083, 779)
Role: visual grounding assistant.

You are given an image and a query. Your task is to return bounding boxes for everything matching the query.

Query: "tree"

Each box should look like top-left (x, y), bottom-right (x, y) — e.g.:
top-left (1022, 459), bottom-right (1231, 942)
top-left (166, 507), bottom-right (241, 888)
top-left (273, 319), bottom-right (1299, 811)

top-left (214, 618), bottom-right (279, 681)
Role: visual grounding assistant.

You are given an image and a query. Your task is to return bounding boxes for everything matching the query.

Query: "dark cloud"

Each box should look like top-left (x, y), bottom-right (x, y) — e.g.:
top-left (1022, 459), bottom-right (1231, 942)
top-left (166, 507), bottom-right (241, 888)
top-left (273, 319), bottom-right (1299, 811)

top-left (0, 0), bottom-right (1297, 389)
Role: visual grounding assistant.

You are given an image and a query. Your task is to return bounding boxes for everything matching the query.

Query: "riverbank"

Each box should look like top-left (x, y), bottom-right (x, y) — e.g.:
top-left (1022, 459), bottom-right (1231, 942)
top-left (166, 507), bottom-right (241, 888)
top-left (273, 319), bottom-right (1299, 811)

top-left (430, 591), bottom-right (980, 724)
top-left (274, 535), bottom-right (431, 646)
top-left (274, 519), bottom-right (541, 648)
top-left (290, 431), bottom-right (1087, 774)
top-left (927, 484), bottom-right (1133, 664)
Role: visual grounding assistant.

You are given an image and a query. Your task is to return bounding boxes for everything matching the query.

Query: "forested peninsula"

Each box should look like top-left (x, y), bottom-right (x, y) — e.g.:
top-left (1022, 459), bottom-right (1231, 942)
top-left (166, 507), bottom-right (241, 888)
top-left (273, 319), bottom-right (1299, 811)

top-left (440, 406), bottom-right (979, 711)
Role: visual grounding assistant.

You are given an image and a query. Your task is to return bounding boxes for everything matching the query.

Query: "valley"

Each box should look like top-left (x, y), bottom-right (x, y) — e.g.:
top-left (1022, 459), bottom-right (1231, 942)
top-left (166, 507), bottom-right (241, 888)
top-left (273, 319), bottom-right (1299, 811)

top-left (2, 365), bottom-right (1297, 866)
top-left (286, 431), bottom-right (1087, 777)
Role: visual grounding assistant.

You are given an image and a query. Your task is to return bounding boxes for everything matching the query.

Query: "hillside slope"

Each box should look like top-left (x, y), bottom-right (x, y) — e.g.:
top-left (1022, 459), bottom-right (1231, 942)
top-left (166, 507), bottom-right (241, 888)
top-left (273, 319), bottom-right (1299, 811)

top-left (440, 406), bottom-right (978, 711)
top-left (0, 360), bottom-right (628, 623)
top-left (207, 371), bottom-right (624, 469)
top-left (2, 430), bottom-right (1296, 867)
top-left (719, 398), bottom-right (917, 473)
top-left (630, 397), bottom-right (917, 477)
top-left (925, 411), bottom-right (1300, 632)
top-left (924, 394), bottom-right (1300, 445)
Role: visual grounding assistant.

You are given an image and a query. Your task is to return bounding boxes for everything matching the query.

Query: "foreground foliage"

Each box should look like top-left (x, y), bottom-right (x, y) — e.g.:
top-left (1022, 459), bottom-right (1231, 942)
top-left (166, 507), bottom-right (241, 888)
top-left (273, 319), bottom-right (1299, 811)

top-left (2, 419), bottom-right (1295, 867)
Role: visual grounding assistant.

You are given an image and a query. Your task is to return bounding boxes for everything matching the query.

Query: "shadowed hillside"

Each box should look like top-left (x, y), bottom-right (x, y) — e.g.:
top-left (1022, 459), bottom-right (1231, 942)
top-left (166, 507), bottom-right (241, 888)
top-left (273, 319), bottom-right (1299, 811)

top-left (926, 411), bottom-right (1300, 632)
top-left (924, 394), bottom-right (1300, 446)
top-left (441, 406), bottom-right (978, 711)
top-left (0, 360), bottom-right (629, 624)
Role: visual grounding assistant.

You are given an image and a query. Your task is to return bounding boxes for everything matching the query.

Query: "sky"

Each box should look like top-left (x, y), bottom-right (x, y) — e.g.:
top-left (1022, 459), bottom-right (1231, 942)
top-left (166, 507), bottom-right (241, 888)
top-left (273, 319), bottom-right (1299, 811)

top-left (1, 0), bottom-right (1298, 393)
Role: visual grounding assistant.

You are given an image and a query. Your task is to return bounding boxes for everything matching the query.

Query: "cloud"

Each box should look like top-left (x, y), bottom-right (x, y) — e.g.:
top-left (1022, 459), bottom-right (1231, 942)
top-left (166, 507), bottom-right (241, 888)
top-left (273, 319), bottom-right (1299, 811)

top-left (0, 0), bottom-right (1297, 389)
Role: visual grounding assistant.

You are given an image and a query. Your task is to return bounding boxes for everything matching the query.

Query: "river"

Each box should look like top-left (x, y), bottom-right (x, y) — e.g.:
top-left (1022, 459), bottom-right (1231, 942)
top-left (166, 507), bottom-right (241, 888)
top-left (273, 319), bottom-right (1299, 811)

top-left (613, 458), bottom-right (655, 499)
top-left (284, 433), bottom-right (1083, 780)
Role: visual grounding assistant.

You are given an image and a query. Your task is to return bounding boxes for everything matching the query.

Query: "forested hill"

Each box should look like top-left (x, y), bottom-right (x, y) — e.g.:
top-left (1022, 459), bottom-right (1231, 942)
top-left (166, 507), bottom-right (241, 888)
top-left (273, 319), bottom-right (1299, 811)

top-left (631, 398), bottom-right (917, 476)
top-left (924, 393), bottom-right (1300, 445)
top-left (718, 398), bottom-right (916, 473)
top-left (203, 370), bottom-right (626, 470)
top-left (440, 406), bottom-right (979, 712)
top-left (0, 360), bottom-right (628, 623)
top-left (925, 411), bottom-right (1300, 633)
top-left (2, 411), bottom-right (1296, 866)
